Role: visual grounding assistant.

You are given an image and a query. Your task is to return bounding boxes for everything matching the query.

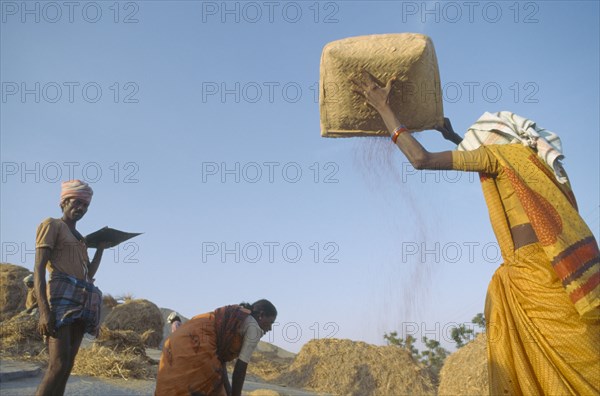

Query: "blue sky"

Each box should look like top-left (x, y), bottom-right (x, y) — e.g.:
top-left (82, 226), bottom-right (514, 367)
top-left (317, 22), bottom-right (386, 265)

top-left (2, 1), bottom-right (599, 353)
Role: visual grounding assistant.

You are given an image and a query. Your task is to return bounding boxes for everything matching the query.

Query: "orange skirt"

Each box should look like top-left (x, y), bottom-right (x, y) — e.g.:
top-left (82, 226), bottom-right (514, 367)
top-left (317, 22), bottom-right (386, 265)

top-left (155, 312), bottom-right (226, 396)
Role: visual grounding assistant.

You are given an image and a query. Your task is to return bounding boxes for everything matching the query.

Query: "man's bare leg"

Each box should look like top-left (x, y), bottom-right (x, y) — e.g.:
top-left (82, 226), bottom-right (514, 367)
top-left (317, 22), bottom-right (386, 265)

top-left (35, 321), bottom-right (84, 396)
top-left (55, 321), bottom-right (85, 395)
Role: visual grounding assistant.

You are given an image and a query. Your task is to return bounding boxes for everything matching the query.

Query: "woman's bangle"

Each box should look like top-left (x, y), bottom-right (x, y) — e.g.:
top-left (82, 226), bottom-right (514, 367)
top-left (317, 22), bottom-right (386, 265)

top-left (391, 125), bottom-right (408, 144)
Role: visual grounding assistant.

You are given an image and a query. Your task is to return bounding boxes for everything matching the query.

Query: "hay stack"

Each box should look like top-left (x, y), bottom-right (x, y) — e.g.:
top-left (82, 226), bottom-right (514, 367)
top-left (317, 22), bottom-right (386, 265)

top-left (277, 338), bottom-right (435, 395)
top-left (0, 311), bottom-right (45, 357)
top-left (246, 390), bottom-right (280, 396)
top-left (438, 333), bottom-right (488, 395)
top-left (73, 325), bottom-right (156, 379)
top-left (0, 263), bottom-right (31, 322)
top-left (247, 342), bottom-right (294, 381)
top-left (72, 325), bottom-right (157, 379)
top-left (103, 299), bottom-right (163, 348)
top-left (103, 294), bottom-right (119, 309)
top-left (73, 345), bottom-right (156, 380)
top-left (95, 326), bottom-right (147, 357)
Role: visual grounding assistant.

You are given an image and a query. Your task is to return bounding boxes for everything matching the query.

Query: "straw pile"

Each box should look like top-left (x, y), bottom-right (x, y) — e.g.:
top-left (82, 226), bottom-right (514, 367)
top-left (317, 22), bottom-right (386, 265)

top-left (246, 390), bottom-right (281, 396)
top-left (72, 326), bottom-right (157, 379)
top-left (95, 325), bottom-right (147, 356)
top-left (0, 311), bottom-right (45, 358)
top-left (0, 263), bottom-right (30, 322)
top-left (247, 342), bottom-right (294, 381)
top-left (103, 294), bottom-right (119, 309)
top-left (277, 338), bottom-right (435, 395)
top-left (73, 345), bottom-right (156, 380)
top-left (438, 333), bottom-right (488, 395)
top-left (103, 298), bottom-right (163, 348)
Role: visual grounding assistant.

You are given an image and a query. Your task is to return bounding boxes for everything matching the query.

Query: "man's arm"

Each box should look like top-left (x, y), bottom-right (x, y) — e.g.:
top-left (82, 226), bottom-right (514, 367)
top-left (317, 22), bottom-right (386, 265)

top-left (377, 106), bottom-right (454, 170)
top-left (87, 242), bottom-right (108, 279)
top-left (34, 247), bottom-right (54, 337)
top-left (353, 71), bottom-right (455, 170)
top-left (231, 359), bottom-right (248, 396)
top-left (88, 248), bottom-right (104, 279)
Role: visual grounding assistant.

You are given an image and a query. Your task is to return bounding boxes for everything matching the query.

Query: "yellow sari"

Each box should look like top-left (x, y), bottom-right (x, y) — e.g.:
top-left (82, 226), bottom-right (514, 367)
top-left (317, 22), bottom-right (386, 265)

top-left (453, 144), bottom-right (600, 395)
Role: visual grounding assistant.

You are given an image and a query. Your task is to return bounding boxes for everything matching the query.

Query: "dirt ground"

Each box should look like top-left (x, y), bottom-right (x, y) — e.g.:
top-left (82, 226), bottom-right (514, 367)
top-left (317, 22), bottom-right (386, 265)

top-left (0, 344), bottom-right (322, 396)
top-left (0, 367), bottom-right (322, 396)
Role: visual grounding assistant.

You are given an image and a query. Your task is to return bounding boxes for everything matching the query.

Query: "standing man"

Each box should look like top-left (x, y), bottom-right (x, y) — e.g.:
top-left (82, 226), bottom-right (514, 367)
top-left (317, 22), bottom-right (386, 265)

top-left (34, 180), bottom-right (106, 396)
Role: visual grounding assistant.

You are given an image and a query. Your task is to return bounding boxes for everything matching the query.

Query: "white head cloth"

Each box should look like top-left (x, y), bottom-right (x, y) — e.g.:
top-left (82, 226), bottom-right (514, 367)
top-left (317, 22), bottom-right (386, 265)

top-left (458, 111), bottom-right (566, 183)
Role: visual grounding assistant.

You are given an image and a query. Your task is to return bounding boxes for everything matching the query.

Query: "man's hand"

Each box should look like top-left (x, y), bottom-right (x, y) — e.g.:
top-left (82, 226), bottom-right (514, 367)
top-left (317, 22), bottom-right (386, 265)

top-left (88, 242), bottom-right (108, 279)
top-left (38, 310), bottom-right (56, 338)
top-left (34, 247), bottom-right (54, 337)
top-left (95, 241), bottom-right (112, 250)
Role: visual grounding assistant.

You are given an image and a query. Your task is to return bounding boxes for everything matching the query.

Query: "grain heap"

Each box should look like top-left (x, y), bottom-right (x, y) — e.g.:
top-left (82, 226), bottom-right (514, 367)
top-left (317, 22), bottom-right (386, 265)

top-left (277, 338), bottom-right (435, 395)
top-left (103, 298), bottom-right (164, 348)
top-left (0, 311), bottom-right (45, 358)
top-left (73, 326), bottom-right (156, 379)
top-left (0, 263), bottom-right (30, 321)
top-left (438, 333), bottom-right (488, 395)
top-left (246, 341), bottom-right (295, 382)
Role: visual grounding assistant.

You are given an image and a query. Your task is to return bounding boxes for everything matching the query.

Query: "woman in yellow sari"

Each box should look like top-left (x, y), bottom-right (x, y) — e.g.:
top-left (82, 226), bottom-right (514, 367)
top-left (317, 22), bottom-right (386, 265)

top-left (354, 72), bottom-right (599, 395)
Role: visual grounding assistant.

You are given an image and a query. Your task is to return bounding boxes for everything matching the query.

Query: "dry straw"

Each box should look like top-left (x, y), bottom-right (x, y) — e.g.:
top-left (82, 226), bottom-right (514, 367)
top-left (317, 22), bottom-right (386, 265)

top-left (438, 333), bottom-right (489, 395)
top-left (0, 263), bottom-right (30, 322)
top-left (246, 344), bottom-right (294, 382)
top-left (277, 338), bottom-right (435, 396)
top-left (95, 325), bottom-right (148, 357)
top-left (0, 311), bottom-right (46, 358)
top-left (102, 294), bottom-right (119, 309)
top-left (103, 298), bottom-right (164, 348)
top-left (72, 345), bottom-right (156, 380)
top-left (245, 390), bottom-right (281, 396)
top-left (72, 326), bottom-right (157, 379)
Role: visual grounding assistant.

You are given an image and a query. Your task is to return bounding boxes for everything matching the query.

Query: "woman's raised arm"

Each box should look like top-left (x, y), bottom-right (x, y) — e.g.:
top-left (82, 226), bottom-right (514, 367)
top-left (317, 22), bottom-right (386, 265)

top-left (352, 71), bottom-right (455, 170)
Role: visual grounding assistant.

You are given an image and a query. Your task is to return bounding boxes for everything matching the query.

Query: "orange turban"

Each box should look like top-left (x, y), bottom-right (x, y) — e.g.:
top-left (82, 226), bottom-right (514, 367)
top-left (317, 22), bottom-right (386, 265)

top-left (60, 180), bottom-right (93, 204)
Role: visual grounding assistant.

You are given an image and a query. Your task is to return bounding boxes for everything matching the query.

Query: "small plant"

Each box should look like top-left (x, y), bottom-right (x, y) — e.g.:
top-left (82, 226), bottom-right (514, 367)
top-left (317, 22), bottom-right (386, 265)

top-left (384, 331), bottom-right (449, 386)
top-left (383, 312), bottom-right (485, 386)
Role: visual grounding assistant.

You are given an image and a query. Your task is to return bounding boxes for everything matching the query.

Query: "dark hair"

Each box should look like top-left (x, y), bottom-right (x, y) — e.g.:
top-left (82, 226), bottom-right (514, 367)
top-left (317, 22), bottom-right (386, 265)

top-left (239, 299), bottom-right (277, 318)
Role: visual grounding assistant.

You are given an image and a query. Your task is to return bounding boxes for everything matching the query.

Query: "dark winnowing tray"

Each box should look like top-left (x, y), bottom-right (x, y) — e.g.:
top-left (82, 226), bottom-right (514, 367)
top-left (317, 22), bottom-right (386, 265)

top-left (85, 227), bottom-right (142, 248)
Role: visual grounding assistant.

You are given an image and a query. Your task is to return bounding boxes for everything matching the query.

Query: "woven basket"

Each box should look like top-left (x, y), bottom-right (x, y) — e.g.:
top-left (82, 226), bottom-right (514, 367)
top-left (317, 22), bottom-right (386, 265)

top-left (320, 33), bottom-right (444, 137)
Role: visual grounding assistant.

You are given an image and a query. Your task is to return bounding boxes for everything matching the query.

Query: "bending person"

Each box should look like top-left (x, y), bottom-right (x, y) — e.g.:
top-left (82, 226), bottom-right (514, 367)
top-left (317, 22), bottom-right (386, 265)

top-left (354, 72), bottom-right (599, 395)
top-left (155, 299), bottom-right (277, 396)
top-left (167, 311), bottom-right (182, 334)
top-left (34, 180), bottom-right (106, 396)
top-left (23, 274), bottom-right (38, 314)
